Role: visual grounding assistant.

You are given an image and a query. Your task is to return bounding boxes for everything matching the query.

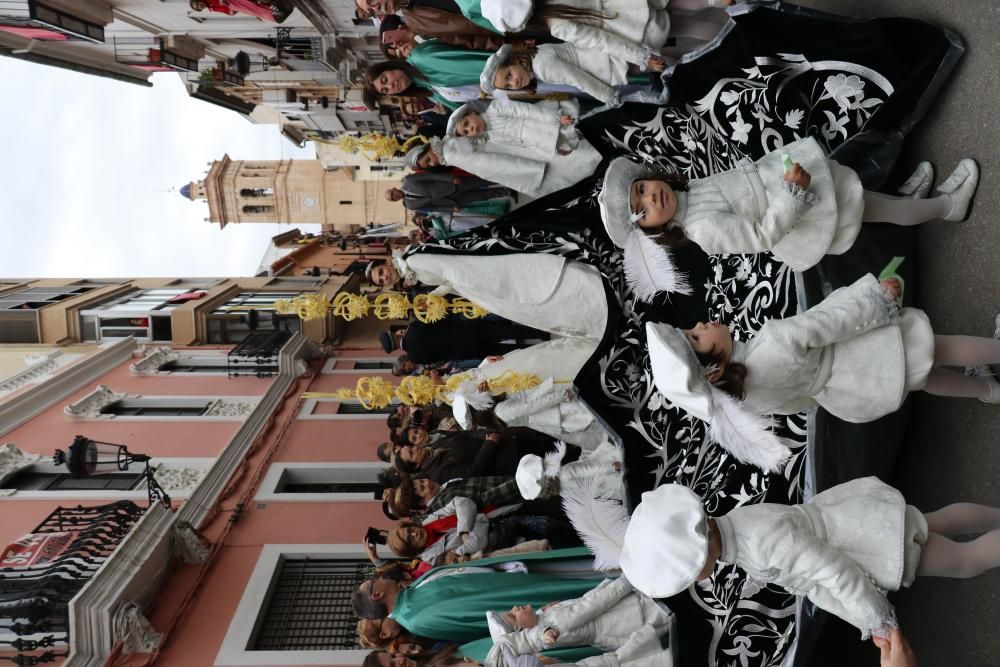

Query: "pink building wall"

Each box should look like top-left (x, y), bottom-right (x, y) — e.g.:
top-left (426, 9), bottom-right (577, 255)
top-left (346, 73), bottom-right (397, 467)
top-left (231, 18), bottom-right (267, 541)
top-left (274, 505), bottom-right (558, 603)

top-left (117, 352), bottom-right (400, 667)
top-left (0, 356), bottom-right (272, 550)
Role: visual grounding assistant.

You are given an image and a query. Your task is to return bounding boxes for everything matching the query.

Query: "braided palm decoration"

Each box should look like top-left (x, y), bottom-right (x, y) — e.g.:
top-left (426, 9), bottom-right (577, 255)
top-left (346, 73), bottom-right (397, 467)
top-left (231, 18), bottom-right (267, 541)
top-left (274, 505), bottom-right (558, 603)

top-left (274, 292), bottom-right (488, 323)
top-left (334, 133), bottom-right (428, 162)
top-left (310, 369), bottom-right (543, 410)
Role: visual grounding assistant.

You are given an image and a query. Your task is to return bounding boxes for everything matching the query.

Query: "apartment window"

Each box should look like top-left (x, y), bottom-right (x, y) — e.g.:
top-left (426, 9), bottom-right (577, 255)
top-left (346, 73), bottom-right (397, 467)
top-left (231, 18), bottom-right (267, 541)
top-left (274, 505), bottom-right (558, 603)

top-left (338, 200), bottom-right (352, 205)
top-left (102, 399), bottom-right (211, 417)
top-left (0, 285), bottom-right (94, 310)
top-left (242, 205), bottom-right (275, 214)
top-left (257, 463), bottom-right (385, 503)
top-left (29, 1), bottom-right (106, 42)
top-left (4, 471), bottom-right (143, 492)
top-left (297, 397), bottom-right (397, 420)
top-left (219, 546), bottom-right (375, 665)
top-left (160, 360), bottom-right (229, 374)
top-left (207, 291), bottom-right (302, 344)
top-left (252, 557), bottom-right (370, 650)
top-left (65, 387), bottom-right (258, 421)
top-left (79, 288), bottom-right (200, 342)
top-left (322, 358), bottom-right (395, 374)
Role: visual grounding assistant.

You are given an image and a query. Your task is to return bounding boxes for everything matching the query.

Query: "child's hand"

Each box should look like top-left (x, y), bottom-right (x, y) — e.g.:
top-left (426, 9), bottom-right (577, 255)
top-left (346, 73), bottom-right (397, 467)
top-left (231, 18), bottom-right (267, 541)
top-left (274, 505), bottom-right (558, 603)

top-left (646, 55), bottom-right (667, 72)
top-left (872, 628), bottom-right (917, 667)
top-left (478, 380), bottom-right (490, 392)
top-left (542, 628), bottom-right (560, 645)
top-left (540, 601), bottom-right (560, 612)
top-left (880, 278), bottom-right (902, 300)
top-left (784, 163), bottom-right (811, 189)
top-left (559, 114), bottom-right (574, 126)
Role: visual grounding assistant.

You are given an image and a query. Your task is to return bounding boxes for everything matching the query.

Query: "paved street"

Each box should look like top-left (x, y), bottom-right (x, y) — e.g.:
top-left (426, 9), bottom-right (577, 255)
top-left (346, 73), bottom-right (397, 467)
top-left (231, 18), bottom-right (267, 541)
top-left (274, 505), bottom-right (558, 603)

top-left (792, 1), bottom-right (1000, 665)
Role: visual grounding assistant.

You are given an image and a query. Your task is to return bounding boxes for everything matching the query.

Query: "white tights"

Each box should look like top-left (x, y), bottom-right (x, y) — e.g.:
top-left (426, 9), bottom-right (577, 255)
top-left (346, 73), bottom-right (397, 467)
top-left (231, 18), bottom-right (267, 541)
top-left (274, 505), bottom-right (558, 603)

top-left (861, 191), bottom-right (953, 226)
top-left (922, 335), bottom-right (1000, 400)
top-left (917, 504), bottom-right (1000, 578)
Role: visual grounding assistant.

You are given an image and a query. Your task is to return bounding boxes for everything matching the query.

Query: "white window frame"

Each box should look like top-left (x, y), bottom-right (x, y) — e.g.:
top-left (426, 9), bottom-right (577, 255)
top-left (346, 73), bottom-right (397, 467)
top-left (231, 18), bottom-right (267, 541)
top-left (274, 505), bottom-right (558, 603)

top-left (130, 348), bottom-right (231, 377)
top-left (297, 397), bottom-right (397, 421)
top-left (64, 385), bottom-right (260, 422)
top-left (255, 463), bottom-right (385, 502)
top-left (0, 457), bottom-right (212, 500)
top-left (321, 357), bottom-right (395, 374)
top-left (216, 544), bottom-right (380, 667)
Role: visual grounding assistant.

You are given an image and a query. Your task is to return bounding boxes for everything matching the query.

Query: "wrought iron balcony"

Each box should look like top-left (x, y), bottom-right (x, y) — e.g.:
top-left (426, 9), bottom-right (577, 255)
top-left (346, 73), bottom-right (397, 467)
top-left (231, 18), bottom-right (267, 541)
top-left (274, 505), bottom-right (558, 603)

top-left (227, 329), bottom-right (292, 378)
top-left (0, 501), bottom-right (144, 664)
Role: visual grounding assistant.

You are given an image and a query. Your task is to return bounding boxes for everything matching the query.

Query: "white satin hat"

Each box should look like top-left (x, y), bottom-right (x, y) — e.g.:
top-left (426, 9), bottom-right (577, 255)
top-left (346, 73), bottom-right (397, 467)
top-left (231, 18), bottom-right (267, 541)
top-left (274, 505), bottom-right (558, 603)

top-left (620, 483), bottom-right (708, 598)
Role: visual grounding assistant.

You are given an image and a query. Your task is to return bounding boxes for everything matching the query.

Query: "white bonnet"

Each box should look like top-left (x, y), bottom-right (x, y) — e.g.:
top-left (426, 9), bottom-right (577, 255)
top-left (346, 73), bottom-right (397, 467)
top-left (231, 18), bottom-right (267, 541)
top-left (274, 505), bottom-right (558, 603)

top-left (620, 483), bottom-right (708, 598)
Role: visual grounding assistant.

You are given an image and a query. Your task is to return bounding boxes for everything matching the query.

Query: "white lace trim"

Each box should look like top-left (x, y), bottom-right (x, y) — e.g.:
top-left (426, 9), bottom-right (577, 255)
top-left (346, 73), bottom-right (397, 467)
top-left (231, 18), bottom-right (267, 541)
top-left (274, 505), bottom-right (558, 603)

top-left (777, 181), bottom-right (817, 213)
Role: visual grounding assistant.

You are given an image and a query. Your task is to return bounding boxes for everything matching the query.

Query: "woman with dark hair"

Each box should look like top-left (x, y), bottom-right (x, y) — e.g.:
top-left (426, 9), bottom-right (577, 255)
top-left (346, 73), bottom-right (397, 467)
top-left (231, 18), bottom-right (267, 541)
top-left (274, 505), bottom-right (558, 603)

top-left (366, 58), bottom-right (480, 111)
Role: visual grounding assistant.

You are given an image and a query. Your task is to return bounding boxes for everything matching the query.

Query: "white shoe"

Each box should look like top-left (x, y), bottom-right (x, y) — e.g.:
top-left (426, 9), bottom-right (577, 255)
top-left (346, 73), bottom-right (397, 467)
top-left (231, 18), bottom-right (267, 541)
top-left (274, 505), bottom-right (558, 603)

top-left (936, 158), bottom-right (980, 221)
top-left (981, 375), bottom-right (1000, 404)
top-left (897, 161), bottom-right (933, 199)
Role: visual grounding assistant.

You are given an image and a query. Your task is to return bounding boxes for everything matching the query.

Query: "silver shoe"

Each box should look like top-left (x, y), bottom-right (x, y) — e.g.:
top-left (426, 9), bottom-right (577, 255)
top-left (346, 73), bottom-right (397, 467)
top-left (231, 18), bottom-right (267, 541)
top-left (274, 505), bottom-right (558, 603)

top-left (937, 158), bottom-right (980, 222)
top-left (897, 161), bottom-right (933, 199)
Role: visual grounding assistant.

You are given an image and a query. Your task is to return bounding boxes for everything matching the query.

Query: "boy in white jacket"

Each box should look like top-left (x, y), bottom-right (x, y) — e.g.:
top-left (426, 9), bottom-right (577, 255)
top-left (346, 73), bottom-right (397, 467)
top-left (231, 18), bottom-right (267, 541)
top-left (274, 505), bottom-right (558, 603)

top-left (440, 99), bottom-right (603, 197)
top-left (484, 576), bottom-right (674, 667)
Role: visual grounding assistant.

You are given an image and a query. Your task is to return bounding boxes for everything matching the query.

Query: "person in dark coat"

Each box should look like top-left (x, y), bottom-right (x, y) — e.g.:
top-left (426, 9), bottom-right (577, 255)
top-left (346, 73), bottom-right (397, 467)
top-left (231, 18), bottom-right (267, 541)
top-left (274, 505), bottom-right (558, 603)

top-left (384, 172), bottom-right (512, 213)
top-left (377, 313), bottom-right (549, 365)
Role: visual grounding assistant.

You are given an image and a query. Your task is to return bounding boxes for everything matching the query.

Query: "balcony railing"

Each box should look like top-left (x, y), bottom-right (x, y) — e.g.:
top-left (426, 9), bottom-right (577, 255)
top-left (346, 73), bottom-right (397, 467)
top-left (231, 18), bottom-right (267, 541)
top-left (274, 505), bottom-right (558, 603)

top-left (113, 36), bottom-right (199, 72)
top-left (0, 501), bottom-right (145, 664)
top-left (227, 329), bottom-right (292, 378)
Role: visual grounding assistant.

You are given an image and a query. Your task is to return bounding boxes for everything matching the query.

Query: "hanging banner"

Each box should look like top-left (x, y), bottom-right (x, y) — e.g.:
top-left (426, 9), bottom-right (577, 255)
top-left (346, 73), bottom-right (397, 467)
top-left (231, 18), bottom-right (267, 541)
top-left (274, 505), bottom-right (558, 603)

top-left (1, 532), bottom-right (79, 569)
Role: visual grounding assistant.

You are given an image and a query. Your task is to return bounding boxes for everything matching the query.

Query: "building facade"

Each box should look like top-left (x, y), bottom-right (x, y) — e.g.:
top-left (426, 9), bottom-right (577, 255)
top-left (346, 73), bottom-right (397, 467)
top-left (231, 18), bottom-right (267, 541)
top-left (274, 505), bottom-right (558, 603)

top-left (0, 274), bottom-right (404, 667)
top-left (0, 275), bottom-right (366, 347)
top-left (182, 155), bottom-right (406, 230)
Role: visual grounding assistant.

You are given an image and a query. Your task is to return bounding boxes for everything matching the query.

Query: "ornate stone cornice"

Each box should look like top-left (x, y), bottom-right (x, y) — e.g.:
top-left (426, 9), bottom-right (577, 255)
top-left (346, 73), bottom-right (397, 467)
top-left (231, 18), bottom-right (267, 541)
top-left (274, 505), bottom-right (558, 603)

top-left (0, 351), bottom-right (64, 394)
top-left (152, 464), bottom-right (207, 492)
top-left (129, 348), bottom-right (179, 376)
top-left (0, 443), bottom-right (40, 494)
top-left (203, 399), bottom-right (255, 418)
top-left (64, 385), bottom-right (133, 420)
top-left (0, 339), bottom-right (138, 437)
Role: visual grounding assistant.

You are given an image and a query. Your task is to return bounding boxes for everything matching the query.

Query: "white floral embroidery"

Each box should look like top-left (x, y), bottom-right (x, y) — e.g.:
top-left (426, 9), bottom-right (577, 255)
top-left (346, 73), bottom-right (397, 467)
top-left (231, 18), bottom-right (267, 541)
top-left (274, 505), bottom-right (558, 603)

top-left (823, 73), bottom-right (866, 113)
top-left (784, 108), bottom-right (804, 129)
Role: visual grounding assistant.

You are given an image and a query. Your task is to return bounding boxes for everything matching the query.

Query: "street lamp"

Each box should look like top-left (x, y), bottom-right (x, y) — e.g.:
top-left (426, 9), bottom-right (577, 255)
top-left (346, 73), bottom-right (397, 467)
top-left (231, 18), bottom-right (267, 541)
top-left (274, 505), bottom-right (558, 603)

top-left (53, 436), bottom-right (172, 509)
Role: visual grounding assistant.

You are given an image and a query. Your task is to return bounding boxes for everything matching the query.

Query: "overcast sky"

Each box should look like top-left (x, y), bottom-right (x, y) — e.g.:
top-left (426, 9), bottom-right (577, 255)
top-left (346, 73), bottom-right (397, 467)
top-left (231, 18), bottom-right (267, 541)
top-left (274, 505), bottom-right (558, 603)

top-left (0, 56), bottom-right (315, 280)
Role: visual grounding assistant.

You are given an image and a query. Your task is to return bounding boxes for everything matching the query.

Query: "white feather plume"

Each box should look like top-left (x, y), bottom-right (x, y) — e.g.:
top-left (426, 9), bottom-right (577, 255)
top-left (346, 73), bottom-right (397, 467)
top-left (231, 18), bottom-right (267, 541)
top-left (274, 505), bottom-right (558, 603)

top-left (623, 230), bottom-right (692, 301)
top-left (561, 475), bottom-right (629, 572)
top-left (706, 386), bottom-right (791, 473)
top-left (454, 380), bottom-right (495, 411)
top-left (542, 441), bottom-right (567, 477)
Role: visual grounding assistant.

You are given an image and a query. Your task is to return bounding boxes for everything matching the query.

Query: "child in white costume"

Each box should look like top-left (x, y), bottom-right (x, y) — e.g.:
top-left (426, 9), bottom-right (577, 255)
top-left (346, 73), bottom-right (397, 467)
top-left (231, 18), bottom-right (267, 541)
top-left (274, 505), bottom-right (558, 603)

top-left (441, 100), bottom-right (603, 197)
top-left (367, 253), bottom-right (608, 341)
top-left (600, 479), bottom-right (1000, 644)
top-left (480, 0), bottom-right (733, 71)
top-left (454, 376), bottom-right (610, 450)
top-left (599, 137), bottom-right (979, 294)
top-left (484, 576), bottom-right (674, 667)
top-left (480, 43), bottom-right (633, 106)
top-left (644, 274), bottom-right (1000, 436)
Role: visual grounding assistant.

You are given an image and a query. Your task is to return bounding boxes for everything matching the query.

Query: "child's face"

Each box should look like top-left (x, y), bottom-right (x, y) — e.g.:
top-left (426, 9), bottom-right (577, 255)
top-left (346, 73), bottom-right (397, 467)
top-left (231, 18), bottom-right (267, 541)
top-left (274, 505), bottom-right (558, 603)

top-left (493, 63), bottom-right (532, 91)
top-left (629, 179), bottom-right (677, 229)
top-left (505, 605), bottom-right (538, 629)
top-left (683, 321), bottom-right (733, 361)
top-left (456, 111), bottom-right (487, 137)
top-left (417, 149), bottom-right (441, 169)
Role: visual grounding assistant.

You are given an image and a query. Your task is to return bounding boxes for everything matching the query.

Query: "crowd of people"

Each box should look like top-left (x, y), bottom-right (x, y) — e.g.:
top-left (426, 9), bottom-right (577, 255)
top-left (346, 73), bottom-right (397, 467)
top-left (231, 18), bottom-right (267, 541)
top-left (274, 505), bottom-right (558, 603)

top-left (341, 1), bottom-right (999, 665)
